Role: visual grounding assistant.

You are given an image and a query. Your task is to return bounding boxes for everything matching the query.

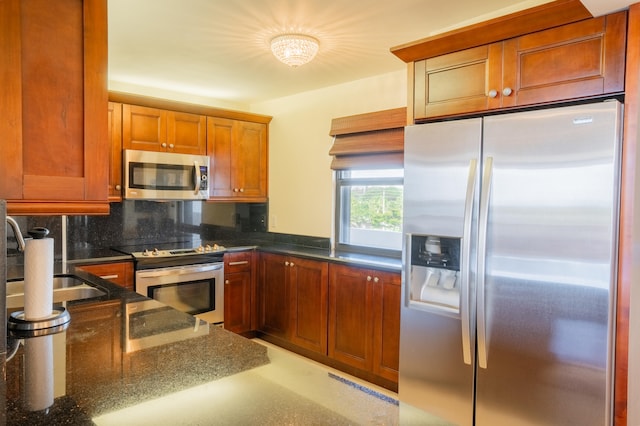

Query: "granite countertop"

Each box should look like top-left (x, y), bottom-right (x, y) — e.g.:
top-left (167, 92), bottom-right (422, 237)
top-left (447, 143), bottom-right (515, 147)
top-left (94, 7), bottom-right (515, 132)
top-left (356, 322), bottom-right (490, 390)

top-left (65, 240), bottom-right (402, 273)
top-left (3, 271), bottom-right (271, 425)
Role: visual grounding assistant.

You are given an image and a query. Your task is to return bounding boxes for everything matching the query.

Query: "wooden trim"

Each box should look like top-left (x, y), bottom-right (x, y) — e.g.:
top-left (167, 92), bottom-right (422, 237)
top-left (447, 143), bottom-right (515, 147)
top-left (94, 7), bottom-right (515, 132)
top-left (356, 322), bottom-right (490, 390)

top-left (6, 201), bottom-right (110, 216)
top-left (616, 4), bottom-right (640, 425)
top-left (83, 0), bottom-right (109, 201)
top-left (109, 91), bottom-right (273, 124)
top-left (330, 107), bottom-right (406, 136)
top-left (0, 0), bottom-right (24, 199)
top-left (330, 153), bottom-right (403, 171)
top-left (390, 0), bottom-right (592, 63)
top-left (329, 129), bottom-right (404, 156)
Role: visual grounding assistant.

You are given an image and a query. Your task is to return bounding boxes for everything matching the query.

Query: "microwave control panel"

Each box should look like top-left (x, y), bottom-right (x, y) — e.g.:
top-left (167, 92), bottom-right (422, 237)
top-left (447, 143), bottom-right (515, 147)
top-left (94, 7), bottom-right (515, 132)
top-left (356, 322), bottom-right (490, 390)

top-left (199, 166), bottom-right (208, 190)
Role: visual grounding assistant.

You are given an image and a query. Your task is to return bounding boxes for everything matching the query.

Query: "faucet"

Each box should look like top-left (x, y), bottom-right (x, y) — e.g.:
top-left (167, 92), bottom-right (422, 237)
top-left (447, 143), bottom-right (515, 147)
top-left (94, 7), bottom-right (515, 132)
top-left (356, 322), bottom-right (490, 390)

top-left (6, 216), bottom-right (26, 252)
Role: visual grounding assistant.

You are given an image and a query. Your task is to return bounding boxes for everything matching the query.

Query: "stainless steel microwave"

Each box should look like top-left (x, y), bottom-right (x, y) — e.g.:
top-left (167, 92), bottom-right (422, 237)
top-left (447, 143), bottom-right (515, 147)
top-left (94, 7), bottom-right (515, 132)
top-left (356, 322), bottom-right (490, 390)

top-left (124, 149), bottom-right (210, 200)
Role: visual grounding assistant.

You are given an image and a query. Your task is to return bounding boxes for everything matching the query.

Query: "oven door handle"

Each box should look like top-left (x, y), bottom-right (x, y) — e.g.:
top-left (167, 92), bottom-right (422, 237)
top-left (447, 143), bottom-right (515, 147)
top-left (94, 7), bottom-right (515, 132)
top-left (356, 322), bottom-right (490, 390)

top-left (136, 263), bottom-right (223, 278)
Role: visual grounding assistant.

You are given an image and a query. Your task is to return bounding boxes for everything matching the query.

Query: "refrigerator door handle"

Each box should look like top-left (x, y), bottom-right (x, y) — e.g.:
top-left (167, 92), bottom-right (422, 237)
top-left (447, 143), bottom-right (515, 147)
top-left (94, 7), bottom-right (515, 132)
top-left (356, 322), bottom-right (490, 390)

top-left (460, 158), bottom-right (477, 365)
top-left (477, 156), bottom-right (493, 369)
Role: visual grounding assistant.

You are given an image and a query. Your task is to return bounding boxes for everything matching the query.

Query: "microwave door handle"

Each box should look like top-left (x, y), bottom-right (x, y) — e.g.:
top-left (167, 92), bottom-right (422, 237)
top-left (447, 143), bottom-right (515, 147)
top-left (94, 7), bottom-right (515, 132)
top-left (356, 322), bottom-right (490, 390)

top-left (193, 161), bottom-right (201, 195)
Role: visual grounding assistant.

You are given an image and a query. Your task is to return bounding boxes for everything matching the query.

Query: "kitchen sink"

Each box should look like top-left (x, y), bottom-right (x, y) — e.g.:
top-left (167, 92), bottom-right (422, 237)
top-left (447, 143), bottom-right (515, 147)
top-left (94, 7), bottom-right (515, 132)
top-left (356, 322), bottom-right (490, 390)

top-left (6, 275), bottom-right (107, 309)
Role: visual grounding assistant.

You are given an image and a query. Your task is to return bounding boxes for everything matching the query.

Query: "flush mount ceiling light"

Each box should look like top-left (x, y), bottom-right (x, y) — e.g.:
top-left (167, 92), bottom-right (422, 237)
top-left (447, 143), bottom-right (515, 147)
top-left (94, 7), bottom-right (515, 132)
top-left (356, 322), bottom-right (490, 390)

top-left (270, 34), bottom-right (319, 67)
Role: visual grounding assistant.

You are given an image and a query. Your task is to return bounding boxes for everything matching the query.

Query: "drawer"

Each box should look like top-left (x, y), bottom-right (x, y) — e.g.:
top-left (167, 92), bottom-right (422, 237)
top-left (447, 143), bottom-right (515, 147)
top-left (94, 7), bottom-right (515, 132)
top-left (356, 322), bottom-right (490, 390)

top-left (224, 251), bottom-right (252, 273)
top-left (76, 261), bottom-right (134, 290)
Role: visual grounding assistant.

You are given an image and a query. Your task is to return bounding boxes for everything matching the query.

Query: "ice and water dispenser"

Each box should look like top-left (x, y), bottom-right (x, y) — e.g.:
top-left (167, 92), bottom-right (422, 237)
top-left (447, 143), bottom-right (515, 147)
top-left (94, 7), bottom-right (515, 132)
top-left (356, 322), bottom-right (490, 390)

top-left (408, 235), bottom-right (461, 313)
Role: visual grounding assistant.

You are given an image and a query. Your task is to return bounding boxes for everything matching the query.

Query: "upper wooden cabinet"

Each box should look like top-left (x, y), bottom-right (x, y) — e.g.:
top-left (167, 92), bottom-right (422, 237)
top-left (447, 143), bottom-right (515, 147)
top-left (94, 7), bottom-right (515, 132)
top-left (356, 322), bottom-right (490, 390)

top-left (122, 104), bottom-right (206, 155)
top-left (0, 0), bottom-right (109, 215)
top-left (207, 117), bottom-right (268, 202)
top-left (413, 11), bottom-right (626, 120)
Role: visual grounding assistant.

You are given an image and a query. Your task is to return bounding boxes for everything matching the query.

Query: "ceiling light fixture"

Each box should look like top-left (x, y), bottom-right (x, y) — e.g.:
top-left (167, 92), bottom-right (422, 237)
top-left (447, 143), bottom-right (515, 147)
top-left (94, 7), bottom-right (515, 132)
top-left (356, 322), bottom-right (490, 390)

top-left (270, 34), bottom-right (319, 67)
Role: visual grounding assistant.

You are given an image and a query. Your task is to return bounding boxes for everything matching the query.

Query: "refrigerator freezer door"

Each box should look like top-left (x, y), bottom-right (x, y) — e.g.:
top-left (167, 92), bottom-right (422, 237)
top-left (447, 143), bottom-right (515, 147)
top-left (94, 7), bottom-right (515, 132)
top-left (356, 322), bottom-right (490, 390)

top-left (400, 118), bottom-right (481, 425)
top-left (476, 101), bottom-right (621, 425)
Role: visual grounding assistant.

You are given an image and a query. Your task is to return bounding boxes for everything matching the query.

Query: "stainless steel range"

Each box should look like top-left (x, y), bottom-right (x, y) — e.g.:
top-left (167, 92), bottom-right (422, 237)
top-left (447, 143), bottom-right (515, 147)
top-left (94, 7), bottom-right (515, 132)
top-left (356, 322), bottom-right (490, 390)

top-left (113, 240), bottom-right (225, 324)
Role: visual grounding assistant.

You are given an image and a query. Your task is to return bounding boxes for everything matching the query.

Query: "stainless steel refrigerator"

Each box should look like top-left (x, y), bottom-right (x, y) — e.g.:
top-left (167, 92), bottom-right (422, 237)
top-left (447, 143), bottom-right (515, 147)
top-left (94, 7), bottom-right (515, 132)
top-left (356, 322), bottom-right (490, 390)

top-left (399, 100), bottom-right (622, 425)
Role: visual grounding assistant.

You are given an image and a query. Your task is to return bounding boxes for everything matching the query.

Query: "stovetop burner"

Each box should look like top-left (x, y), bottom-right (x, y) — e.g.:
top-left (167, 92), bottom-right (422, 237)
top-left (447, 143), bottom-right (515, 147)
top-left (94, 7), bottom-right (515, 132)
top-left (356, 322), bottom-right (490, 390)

top-left (111, 239), bottom-right (225, 259)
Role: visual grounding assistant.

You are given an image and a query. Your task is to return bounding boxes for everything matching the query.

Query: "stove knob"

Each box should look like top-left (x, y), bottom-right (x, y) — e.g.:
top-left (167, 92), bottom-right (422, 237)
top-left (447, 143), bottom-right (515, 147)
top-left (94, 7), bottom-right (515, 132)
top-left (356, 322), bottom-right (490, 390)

top-left (196, 246), bottom-right (204, 253)
top-left (152, 248), bottom-right (160, 256)
top-left (142, 249), bottom-right (150, 256)
top-left (205, 244), bottom-right (212, 252)
top-left (213, 244), bottom-right (220, 250)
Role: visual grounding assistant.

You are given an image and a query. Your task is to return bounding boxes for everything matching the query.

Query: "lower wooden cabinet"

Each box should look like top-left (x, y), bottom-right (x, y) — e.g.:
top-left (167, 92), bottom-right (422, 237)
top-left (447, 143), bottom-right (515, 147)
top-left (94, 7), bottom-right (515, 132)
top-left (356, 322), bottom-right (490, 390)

top-left (223, 251), bottom-right (253, 334)
top-left (257, 253), bottom-right (401, 386)
top-left (75, 261), bottom-right (134, 291)
top-left (328, 263), bottom-right (400, 383)
top-left (257, 252), bottom-right (328, 354)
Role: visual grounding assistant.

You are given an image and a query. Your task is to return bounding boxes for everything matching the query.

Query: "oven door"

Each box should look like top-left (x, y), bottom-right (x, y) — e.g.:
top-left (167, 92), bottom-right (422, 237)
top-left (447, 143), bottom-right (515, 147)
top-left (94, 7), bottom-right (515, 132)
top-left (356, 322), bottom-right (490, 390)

top-left (135, 262), bottom-right (224, 324)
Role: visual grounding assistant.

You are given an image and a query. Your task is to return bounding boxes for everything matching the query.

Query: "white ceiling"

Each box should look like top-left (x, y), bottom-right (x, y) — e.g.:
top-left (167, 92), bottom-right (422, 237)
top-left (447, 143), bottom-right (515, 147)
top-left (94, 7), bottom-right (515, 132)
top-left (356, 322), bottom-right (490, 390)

top-left (108, 0), bottom-right (632, 108)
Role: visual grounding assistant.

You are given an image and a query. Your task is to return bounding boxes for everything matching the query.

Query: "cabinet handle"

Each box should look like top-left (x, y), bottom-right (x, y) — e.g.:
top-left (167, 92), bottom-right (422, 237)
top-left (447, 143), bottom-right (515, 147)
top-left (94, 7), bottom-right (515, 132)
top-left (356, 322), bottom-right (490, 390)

top-left (161, 142), bottom-right (167, 148)
top-left (228, 261), bottom-right (249, 266)
top-left (502, 87), bottom-right (513, 97)
top-left (99, 274), bottom-right (119, 280)
top-left (488, 89), bottom-right (498, 98)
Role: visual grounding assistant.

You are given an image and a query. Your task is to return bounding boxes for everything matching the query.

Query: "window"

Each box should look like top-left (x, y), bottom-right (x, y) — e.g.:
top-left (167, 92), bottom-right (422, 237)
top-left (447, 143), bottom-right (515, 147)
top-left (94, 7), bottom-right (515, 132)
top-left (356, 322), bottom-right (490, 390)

top-left (335, 168), bottom-right (403, 256)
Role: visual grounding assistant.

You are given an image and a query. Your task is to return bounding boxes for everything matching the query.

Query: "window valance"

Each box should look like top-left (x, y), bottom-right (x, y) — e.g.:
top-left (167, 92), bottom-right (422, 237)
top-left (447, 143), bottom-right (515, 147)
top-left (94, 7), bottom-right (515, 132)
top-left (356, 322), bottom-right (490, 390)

top-left (329, 107), bottom-right (407, 170)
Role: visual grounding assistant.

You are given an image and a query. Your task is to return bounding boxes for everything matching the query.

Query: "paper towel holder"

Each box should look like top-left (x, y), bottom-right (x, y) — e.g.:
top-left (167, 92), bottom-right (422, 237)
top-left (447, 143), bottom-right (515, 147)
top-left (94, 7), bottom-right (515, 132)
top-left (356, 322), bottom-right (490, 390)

top-left (8, 308), bottom-right (71, 336)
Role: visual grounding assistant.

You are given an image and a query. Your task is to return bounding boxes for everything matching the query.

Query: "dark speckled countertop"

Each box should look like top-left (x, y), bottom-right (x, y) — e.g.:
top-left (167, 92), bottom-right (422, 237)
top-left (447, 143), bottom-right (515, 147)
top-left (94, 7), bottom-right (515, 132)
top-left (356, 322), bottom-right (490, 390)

top-left (4, 271), bottom-right (271, 425)
top-left (64, 239), bottom-right (402, 274)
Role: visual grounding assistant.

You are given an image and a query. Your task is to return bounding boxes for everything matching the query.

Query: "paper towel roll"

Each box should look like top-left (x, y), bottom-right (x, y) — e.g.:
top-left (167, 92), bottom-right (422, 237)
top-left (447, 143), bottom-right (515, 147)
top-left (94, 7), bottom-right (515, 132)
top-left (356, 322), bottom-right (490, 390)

top-left (24, 237), bottom-right (54, 320)
top-left (24, 335), bottom-right (54, 411)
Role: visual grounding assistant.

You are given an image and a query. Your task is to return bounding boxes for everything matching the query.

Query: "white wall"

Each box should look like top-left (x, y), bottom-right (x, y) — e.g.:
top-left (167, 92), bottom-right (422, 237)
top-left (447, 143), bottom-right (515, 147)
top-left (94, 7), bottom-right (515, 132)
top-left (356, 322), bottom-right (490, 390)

top-left (251, 69), bottom-right (407, 238)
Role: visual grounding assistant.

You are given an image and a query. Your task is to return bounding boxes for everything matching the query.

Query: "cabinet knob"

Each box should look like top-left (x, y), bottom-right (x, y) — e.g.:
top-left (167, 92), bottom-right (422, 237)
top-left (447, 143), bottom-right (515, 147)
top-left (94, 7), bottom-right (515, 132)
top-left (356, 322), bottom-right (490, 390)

top-left (161, 142), bottom-right (167, 148)
top-left (239, 188), bottom-right (244, 193)
top-left (502, 87), bottom-right (513, 97)
top-left (373, 277), bottom-right (379, 283)
top-left (169, 143), bottom-right (175, 149)
top-left (285, 261), bottom-right (289, 266)
top-left (367, 276), bottom-right (372, 281)
top-left (290, 262), bottom-right (295, 267)
top-left (225, 279), bottom-right (230, 284)
top-left (233, 188), bottom-right (239, 192)
top-left (488, 89), bottom-right (498, 98)
top-left (115, 184), bottom-right (121, 190)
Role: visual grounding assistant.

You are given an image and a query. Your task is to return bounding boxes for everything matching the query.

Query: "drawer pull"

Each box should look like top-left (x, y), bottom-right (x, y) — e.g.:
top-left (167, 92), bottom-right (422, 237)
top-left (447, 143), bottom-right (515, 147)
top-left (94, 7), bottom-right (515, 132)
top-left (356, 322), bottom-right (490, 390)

top-left (99, 274), bottom-right (119, 280)
top-left (228, 261), bottom-right (249, 266)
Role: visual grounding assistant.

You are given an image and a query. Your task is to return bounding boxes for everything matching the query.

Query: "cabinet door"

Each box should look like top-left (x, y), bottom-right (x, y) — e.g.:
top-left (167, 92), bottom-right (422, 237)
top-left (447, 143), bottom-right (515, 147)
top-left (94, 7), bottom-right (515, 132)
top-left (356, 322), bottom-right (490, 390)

top-left (224, 251), bottom-right (253, 334)
top-left (233, 121), bottom-right (268, 200)
top-left (290, 257), bottom-right (328, 354)
top-left (167, 111), bottom-right (206, 155)
top-left (0, 0), bottom-right (109, 215)
top-left (224, 271), bottom-right (252, 334)
top-left (207, 117), bottom-right (235, 198)
top-left (371, 270), bottom-right (400, 382)
top-left (328, 264), bottom-right (373, 371)
top-left (505, 11), bottom-right (626, 107)
top-left (415, 43), bottom-right (503, 119)
top-left (207, 117), bottom-right (268, 201)
top-left (258, 253), bottom-right (290, 339)
top-left (122, 104), bottom-right (168, 152)
top-left (75, 261), bottom-right (134, 290)
top-left (108, 102), bottom-right (123, 201)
